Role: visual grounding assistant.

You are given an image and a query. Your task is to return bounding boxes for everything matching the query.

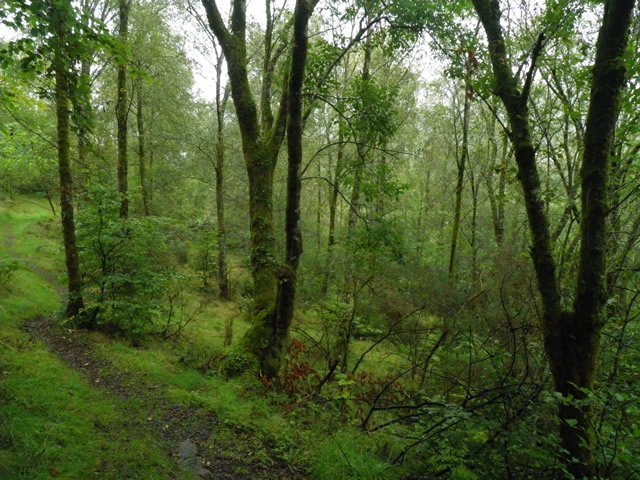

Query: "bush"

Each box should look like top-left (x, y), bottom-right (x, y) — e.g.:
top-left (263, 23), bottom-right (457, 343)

top-left (77, 186), bottom-right (178, 341)
top-left (193, 231), bottom-right (217, 289)
top-left (221, 348), bottom-right (258, 378)
top-left (311, 430), bottom-right (401, 480)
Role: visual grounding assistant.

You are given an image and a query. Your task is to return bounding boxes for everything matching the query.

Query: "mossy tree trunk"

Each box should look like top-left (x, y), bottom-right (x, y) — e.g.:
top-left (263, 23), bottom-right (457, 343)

top-left (345, 38), bottom-right (372, 244)
top-left (484, 110), bottom-right (507, 248)
top-left (214, 51), bottom-right (230, 300)
top-left (448, 70), bottom-right (473, 277)
top-left (321, 131), bottom-right (344, 297)
top-left (74, 0), bottom-right (107, 196)
top-left (471, 0), bottom-right (636, 477)
top-left (201, 0), bottom-right (292, 377)
top-left (272, 0), bottom-right (318, 375)
top-left (75, 58), bottom-right (91, 194)
top-left (51, 1), bottom-right (85, 319)
top-left (344, 37), bottom-right (372, 300)
top-left (135, 79), bottom-right (150, 216)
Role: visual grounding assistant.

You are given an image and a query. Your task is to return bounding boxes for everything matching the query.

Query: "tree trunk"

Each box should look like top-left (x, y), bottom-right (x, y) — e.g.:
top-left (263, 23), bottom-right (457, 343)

top-left (116, 0), bottom-right (130, 219)
top-left (344, 37), bottom-right (372, 299)
top-left (562, 1), bottom-right (635, 475)
top-left (321, 133), bottom-right (344, 297)
top-left (484, 111), bottom-right (506, 248)
top-left (316, 155), bottom-right (322, 252)
top-left (46, 190), bottom-right (56, 216)
top-left (75, 58), bottom-right (91, 195)
top-left (448, 78), bottom-right (472, 276)
top-left (136, 80), bottom-right (150, 216)
top-left (271, 0), bottom-right (316, 377)
top-left (202, 0), bottom-right (294, 376)
top-left (202, 0), bottom-right (319, 377)
top-left (214, 54), bottom-right (230, 300)
top-left (469, 169), bottom-right (479, 285)
top-left (51, 2), bottom-right (85, 319)
top-left (346, 38), bottom-right (372, 242)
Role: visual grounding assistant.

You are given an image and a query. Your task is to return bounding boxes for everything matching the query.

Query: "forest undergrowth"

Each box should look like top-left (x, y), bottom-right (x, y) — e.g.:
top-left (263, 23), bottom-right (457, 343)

top-left (0, 196), bottom-right (405, 480)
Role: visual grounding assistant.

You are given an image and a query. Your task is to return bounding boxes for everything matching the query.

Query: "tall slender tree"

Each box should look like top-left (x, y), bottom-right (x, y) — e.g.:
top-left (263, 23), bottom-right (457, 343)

top-left (448, 51), bottom-right (475, 276)
top-left (135, 78), bottom-right (150, 215)
top-left (201, 0), bottom-right (321, 376)
top-left (116, 0), bottom-right (131, 219)
top-left (50, 0), bottom-right (86, 319)
top-left (213, 49), bottom-right (231, 299)
top-left (273, 0), bottom-right (318, 370)
top-left (201, 0), bottom-right (290, 376)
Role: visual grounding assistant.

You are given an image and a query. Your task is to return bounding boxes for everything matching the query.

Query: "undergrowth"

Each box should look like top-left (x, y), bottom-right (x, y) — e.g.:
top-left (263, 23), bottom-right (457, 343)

top-left (0, 197), bottom-right (404, 479)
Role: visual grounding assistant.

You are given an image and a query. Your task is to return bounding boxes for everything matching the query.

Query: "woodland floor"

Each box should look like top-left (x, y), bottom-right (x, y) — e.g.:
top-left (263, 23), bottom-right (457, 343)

top-left (0, 196), bottom-right (306, 479)
top-left (23, 316), bottom-right (304, 480)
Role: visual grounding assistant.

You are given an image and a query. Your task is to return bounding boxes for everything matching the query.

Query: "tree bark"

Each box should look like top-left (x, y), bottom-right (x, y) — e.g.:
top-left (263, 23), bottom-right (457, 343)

top-left (484, 111), bottom-right (506, 248)
top-left (51, 1), bottom-right (85, 319)
top-left (214, 53), bottom-right (230, 300)
top-left (272, 0), bottom-right (317, 376)
top-left (346, 38), bottom-right (372, 242)
top-left (321, 132), bottom-right (344, 297)
top-left (136, 80), bottom-right (150, 216)
top-left (563, 1), bottom-right (635, 475)
top-left (201, 0), bottom-right (325, 377)
top-left (469, 169), bottom-right (479, 285)
top-left (75, 58), bottom-right (91, 195)
top-left (448, 77), bottom-right (472, 276)
top-left (116, 0), bottom-right (130, 219)
top-left (202, 0), bottom-right (300, 376)
top-left (344, 37), bottom-right (372, 299)
top-left (471, 0), bottom-right (563, 341)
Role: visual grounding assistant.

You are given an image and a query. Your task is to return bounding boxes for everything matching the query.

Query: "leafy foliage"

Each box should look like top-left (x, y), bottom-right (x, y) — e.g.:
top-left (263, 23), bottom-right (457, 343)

top-left (77, 186), bottom-right (178, 341)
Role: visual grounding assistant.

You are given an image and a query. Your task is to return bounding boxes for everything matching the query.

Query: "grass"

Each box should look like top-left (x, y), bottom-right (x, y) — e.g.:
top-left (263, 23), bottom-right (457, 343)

top-left (92, 292), bottom-right (408, 478)
top-left (311, 431), bottom-right (402, 480)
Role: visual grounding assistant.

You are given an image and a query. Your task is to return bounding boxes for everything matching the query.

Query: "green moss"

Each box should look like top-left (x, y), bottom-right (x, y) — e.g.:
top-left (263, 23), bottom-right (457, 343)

top-left (222, 347), bottom-right (259, 377)
top-left (0, 346), bottom-right (181, 479)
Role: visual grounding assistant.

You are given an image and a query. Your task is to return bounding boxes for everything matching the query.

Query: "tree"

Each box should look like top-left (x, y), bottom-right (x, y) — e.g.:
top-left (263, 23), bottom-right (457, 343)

top-left (116, 0), bottom-right (131, 219)
top-left (201, 0), bottom-right (317, 377)
top-left (273, 0), bottom-right (319, 371)
top-left (51, 0), bottom-right (85, 318)
top-left (213, 48), bottom-right (231, 299)
top-left (74, 0), bottom-right (111, 194)
top-left (135, 68), bottom-right (149, 215)
top-left (470, 0), bottom-right (636, 475)
top-left (448, 51), bottom-right (476, 277)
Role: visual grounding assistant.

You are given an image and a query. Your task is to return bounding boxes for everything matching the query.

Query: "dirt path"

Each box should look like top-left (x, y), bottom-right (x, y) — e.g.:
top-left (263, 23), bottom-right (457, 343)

top-left (25, 316), bottom-right (305, 480)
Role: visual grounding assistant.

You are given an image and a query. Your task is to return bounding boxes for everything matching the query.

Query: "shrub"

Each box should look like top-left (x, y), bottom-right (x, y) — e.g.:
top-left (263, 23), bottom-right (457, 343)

top-left (77, 186), bottom-right (178, 341)
top-left (221, 348), bottom-right (258, 378)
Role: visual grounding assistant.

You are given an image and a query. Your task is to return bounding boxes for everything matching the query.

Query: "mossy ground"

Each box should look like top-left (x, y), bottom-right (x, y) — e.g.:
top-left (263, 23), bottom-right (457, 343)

top-left (0, 196), bottom-right (404, 480)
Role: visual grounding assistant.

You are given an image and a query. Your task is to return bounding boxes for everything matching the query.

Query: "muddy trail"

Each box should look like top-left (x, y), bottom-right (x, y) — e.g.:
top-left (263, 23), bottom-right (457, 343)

top-left (23, 316), bottom-right (306, 480)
